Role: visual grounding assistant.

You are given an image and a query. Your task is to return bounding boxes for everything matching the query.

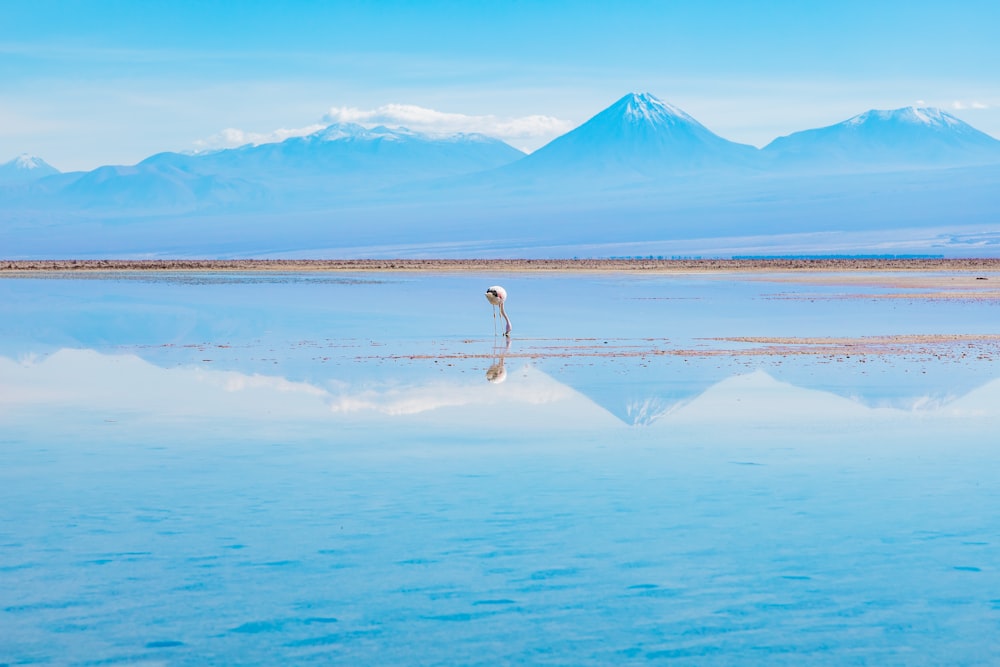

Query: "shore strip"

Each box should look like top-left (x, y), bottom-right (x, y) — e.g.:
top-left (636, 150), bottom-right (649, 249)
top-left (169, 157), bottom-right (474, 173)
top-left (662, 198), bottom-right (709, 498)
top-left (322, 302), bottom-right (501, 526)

top-left (3, 258), bottom-right (1000, 274)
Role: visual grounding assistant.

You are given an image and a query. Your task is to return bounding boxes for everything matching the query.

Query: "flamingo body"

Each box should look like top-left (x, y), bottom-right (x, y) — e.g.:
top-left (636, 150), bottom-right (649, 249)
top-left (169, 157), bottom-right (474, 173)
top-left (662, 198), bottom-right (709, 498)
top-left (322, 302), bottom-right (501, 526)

top-left (485, 285), bottom-right (512, 336)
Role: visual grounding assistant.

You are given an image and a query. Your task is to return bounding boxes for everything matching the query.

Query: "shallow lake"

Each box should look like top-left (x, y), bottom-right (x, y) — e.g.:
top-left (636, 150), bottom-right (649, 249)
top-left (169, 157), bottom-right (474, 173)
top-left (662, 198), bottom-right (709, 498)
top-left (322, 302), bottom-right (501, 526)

top-left (2, 271), bottom-right (999, 665)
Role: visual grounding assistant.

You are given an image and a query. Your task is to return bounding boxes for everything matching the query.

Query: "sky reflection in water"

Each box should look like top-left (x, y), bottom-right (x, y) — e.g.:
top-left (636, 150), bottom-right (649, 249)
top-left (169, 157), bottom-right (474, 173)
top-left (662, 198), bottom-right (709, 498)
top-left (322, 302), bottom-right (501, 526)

top-left (1, 272), bottom-right (999, 664)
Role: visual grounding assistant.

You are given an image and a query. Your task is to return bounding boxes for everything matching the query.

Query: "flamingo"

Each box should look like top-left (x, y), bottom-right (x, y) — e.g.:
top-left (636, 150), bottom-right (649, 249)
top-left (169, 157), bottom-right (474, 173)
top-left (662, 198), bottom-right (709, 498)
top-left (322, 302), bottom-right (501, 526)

top-left (485, 285), bottom-right (512, 337)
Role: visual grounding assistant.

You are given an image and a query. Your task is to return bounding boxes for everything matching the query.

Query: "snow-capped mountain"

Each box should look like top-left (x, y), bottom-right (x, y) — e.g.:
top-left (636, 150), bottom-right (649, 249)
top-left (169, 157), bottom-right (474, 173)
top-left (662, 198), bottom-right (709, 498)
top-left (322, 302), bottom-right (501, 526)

top-left (182, 122), bottom-right (523, 179)
top-left (0, 154), bottom-right (60, 184)
top-left (508, 92), bottom-right (760, 180)
top-left (4, 93), bottom-right (1000, 258)
top-left (33, 124), bottom-right (525, 211)
top-left (554, 361), bottom-right (726, 426)
top-left (764, 107), bottom-right (1000, 171)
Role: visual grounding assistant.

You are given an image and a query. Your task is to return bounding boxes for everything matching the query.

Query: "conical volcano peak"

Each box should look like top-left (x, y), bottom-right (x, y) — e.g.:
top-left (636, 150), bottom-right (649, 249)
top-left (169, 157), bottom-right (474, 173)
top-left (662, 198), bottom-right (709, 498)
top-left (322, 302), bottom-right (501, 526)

top-left (615, 92), bottom-right (697, 126)
top-left (0, 153), bottom-right (60, 183)
top-left (6, 153), bottom-right (57, 171)
top-left (15, 154), bottom-right (44, 169)
top-left (512, 91), bottom-right (760, 179)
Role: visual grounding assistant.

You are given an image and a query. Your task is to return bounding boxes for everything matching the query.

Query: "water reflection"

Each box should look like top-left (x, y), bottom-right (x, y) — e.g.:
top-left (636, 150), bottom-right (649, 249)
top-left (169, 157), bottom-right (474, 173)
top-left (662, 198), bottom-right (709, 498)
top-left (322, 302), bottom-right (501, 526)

top-left (485, 337), bottom-right (511, 383)
top-left (4, 273), bottom-right (1000, 664)
top-left (3, 347), bottom-right (999, 431)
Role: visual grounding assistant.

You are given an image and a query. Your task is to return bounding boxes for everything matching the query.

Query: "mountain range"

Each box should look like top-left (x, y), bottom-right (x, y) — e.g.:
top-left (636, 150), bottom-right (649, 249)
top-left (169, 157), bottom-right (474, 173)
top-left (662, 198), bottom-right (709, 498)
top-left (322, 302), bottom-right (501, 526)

top-left (3, 92), bottom-right (1000, 258)
top-left (13, 124), bottom-right (524, 211)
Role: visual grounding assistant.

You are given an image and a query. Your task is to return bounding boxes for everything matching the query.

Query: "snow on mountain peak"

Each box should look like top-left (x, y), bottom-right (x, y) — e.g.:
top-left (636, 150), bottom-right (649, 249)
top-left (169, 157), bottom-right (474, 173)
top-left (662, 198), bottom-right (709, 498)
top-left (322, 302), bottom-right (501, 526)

top-left (311, 122), bottom-right (491, 144)
top-left (14, 154), bottom-right (46, 169)
top-left (846, 106), bottom-right (963, 129)
top-left (312, 122), bottom-right (393, 142)
top-left (618, 92), bottom-right (697, 126)
top-left (0, 153), bottom-right (59, 182)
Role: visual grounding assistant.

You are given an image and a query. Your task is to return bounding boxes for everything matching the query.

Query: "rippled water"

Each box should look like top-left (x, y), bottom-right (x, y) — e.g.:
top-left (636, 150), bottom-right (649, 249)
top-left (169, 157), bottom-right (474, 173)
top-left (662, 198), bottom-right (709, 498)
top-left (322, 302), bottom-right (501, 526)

top-left (2, 272), bottom-right (999, 665)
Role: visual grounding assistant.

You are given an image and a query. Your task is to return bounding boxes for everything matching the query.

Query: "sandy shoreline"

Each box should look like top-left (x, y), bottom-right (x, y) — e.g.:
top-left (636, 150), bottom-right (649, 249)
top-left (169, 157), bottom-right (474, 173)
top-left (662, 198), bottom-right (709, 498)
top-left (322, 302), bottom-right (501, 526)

top-left (5, 258), bottom-right (999, 300)
top-left (3, 257), bottom-right (1000, 274)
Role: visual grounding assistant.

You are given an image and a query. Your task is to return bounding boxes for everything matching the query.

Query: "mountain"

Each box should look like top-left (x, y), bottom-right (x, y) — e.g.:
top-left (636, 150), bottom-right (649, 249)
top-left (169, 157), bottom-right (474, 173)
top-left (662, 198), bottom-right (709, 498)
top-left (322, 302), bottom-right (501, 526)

top-left (153, 123), bottom-right (524, 183)
top-left (55, 162), bottom-right (261, 211)
top-left (4, 94), bottom-right (1000, 259)
top-left (0, 154), bottom-right (60, 184)
top-left (763, 107), bottom-right (1000, 172)
top-left (31, 124), bottom-right (526, 212)
top-left (551, 359), bottom-right (730, 426)
top-left (506, 92), bottom-right (760, 181)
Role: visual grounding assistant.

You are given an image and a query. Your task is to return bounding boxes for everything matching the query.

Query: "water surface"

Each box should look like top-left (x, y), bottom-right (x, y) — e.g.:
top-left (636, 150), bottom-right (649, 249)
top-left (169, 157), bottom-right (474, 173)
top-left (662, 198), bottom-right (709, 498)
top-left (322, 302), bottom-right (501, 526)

top-left (2, 271), bottom-right (999, 665)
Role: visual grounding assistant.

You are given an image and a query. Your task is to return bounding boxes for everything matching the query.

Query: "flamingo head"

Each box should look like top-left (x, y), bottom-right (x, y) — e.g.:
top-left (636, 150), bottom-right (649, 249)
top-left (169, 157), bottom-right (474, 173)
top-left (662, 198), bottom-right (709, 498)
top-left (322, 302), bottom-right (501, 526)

top-left (485, 285), bottom-right (506, 306)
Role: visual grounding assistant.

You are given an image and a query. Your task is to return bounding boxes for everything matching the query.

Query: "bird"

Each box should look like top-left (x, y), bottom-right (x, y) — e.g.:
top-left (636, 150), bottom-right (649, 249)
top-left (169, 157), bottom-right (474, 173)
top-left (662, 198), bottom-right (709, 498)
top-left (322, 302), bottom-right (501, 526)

top-left (485, 285), bottom-right (512, 336)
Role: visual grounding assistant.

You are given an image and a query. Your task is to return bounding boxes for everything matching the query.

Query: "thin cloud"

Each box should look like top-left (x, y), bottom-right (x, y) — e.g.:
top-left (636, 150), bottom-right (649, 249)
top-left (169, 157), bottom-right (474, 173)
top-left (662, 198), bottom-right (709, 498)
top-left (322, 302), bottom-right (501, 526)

top-left (193, 124), bottom-right (326, 151)
top-left (950, 101), bottom-right (989, 111)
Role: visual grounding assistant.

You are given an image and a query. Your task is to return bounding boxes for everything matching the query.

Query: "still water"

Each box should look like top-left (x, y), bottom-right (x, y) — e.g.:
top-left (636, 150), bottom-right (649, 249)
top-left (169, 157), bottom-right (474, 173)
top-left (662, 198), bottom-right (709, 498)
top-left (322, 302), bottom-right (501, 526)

top-left (1, 272), bottom-right (999, 665)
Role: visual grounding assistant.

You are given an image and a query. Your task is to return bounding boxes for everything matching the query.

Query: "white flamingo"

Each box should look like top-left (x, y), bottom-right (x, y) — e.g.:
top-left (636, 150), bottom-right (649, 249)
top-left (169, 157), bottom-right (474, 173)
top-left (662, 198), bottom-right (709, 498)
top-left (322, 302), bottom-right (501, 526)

top-left (485, 285), bottom-right (512, 337)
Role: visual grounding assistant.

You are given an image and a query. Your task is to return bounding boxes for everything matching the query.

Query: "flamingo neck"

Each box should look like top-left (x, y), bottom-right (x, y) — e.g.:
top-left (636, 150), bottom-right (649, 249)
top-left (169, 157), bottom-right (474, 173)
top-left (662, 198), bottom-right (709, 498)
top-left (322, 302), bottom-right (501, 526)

top-left (499, 302), bottom-right (512, 334)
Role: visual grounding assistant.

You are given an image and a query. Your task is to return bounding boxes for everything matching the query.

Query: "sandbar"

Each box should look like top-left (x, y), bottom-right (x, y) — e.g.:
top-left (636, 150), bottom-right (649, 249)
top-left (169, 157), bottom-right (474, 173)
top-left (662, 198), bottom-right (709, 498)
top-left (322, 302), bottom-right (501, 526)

top-left (2, 257), bottom-right (1000, 274)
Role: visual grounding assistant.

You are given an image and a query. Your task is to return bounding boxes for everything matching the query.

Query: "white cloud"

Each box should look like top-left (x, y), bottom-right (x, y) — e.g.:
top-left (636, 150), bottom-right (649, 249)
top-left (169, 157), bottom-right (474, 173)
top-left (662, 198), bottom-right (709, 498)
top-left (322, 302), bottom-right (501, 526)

top-left (950, 100), bottom-right (989, 111)
top-left (192, 123), bottom-right (327, 151)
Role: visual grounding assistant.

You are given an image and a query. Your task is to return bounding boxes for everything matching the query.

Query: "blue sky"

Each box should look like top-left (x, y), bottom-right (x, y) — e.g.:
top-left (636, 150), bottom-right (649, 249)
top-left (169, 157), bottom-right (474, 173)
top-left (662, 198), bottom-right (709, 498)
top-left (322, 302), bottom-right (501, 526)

top-left (3, 0), bottom-right (998, 171)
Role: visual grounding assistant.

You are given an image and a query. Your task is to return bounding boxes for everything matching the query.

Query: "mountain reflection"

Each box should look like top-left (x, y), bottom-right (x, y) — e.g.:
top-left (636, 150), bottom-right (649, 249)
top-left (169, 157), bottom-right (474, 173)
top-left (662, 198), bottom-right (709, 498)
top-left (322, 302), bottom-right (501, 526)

top-left (2, 349), bottom-right (998, 433)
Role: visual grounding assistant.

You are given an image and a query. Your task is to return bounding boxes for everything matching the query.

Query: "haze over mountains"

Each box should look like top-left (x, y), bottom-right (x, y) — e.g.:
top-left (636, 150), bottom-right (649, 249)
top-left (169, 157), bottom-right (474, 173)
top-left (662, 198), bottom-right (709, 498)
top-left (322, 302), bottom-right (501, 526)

top-left (3, 93), bottom-right (1000, 258)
